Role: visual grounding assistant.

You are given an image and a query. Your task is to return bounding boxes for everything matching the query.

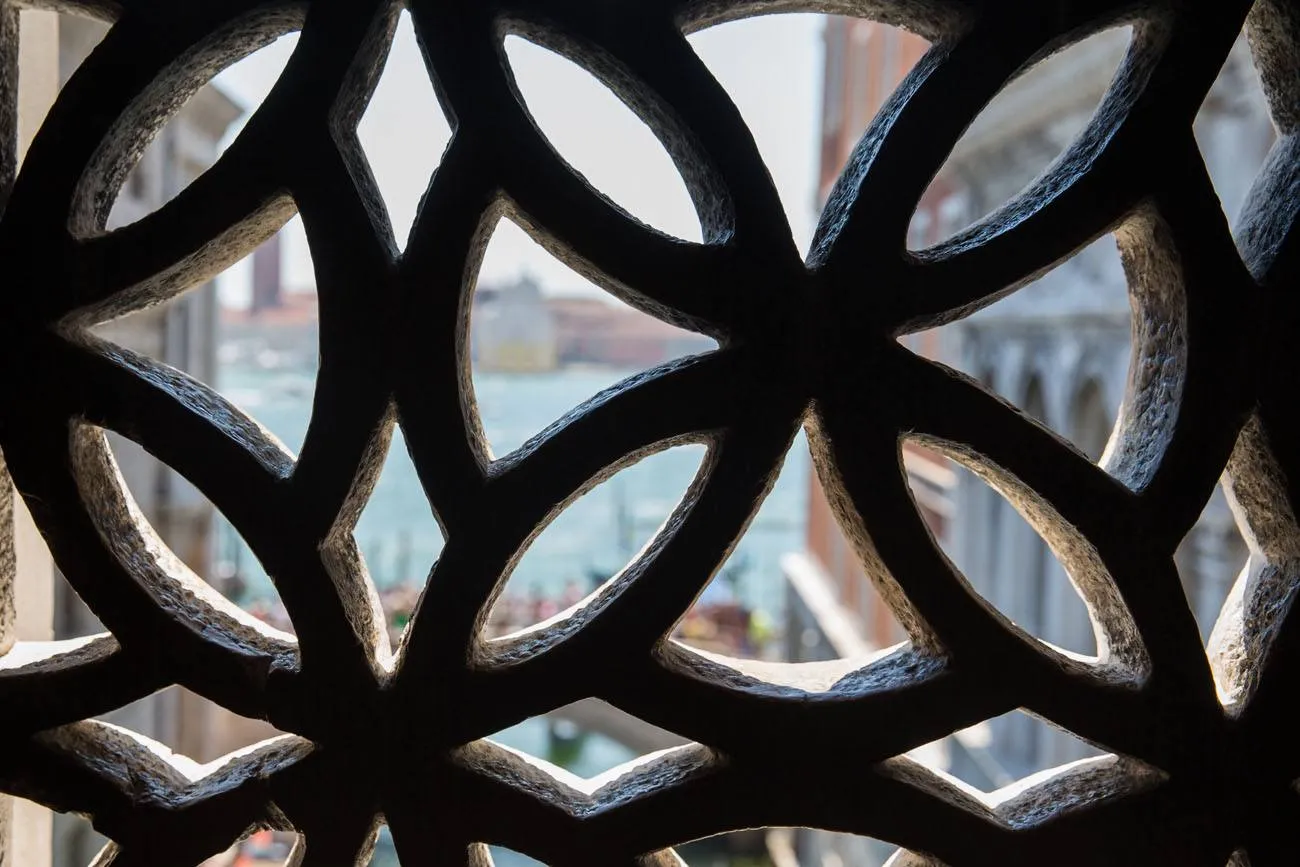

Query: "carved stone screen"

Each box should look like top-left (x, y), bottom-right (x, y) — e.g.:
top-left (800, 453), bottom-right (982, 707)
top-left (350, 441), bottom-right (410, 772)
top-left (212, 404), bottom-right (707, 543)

top-left (1, 0), bottom-right (1297, 863)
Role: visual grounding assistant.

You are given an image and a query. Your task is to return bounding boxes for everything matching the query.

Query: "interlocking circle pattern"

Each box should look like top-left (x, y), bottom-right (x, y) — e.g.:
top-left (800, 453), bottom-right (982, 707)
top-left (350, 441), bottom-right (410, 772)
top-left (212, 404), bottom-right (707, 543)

top-left (1, 0), bottom-right (1298, 863)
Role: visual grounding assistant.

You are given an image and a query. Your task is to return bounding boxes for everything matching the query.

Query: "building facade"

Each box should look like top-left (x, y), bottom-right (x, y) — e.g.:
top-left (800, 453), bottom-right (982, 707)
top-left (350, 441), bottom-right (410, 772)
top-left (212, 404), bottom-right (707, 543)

top-left (49, 16), bottom-right (243, 866)
top-left (933, 28), bottom-right (1268, 778)
top-left (471, 276), bottom-right (561, 372)
top-left (793, 17), bottom-right (1273, 862)
top-left (803, 19), bottom-right (945, 656)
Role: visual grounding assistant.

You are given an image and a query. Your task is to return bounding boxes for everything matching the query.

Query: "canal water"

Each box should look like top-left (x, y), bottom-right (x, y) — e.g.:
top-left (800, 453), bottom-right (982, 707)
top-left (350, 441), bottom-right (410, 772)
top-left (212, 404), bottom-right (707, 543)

top-left (217, 340), bottom-right (808, 866)
top-left (217, 348), bottom-right (810, 627)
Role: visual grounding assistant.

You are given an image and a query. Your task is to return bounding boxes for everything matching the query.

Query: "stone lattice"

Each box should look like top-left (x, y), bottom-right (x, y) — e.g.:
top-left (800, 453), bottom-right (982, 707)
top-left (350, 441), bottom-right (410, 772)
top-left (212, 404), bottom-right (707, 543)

top-left (1, 0), bottom-right (1298, 863)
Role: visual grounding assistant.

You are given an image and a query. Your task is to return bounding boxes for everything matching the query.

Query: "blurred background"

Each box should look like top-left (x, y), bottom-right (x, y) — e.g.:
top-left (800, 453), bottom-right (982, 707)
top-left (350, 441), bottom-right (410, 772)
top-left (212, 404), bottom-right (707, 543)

top-left (17, 8), bottom-right (1273, 865)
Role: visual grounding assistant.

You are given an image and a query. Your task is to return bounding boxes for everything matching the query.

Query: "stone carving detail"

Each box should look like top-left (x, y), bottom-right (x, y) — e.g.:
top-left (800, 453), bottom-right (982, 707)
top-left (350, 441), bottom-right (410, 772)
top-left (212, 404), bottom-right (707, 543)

top-left (1, 0), bottom-right (1298, 863)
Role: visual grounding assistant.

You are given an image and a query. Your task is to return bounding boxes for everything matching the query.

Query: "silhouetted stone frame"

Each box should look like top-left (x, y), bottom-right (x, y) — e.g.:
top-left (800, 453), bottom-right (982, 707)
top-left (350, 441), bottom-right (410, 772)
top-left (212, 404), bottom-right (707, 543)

top-left (0, 0), bottom-right (1297, 863)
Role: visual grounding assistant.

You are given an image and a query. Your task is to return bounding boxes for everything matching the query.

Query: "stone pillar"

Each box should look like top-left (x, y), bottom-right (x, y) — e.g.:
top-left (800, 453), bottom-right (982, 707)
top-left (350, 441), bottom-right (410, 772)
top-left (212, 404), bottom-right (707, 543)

top-left (1, 8), bottom-right (59, 865)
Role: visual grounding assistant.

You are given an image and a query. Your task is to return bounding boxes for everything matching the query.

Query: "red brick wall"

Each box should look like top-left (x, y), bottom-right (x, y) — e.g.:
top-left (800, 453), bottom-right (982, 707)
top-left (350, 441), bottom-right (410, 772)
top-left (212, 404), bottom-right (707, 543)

top-left (809, 19), bottom-right (944, 649)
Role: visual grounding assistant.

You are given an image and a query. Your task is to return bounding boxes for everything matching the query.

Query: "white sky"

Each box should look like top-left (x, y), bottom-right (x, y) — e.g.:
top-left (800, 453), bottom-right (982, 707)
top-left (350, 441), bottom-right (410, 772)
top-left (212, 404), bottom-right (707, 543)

top-left (214, 12), bottom-right (825, 304)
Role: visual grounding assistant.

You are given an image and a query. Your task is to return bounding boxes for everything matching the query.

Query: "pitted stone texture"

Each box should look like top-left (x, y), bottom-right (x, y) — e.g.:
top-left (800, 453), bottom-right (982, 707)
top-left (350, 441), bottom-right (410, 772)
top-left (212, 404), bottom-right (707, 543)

top-left (0, 0), bottom-right (1297, 863)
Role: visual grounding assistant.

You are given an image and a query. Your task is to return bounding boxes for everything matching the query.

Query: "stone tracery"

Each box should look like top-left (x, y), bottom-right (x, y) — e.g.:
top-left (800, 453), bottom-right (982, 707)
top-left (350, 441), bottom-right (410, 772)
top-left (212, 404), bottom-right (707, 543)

top-left (1, 0), bottom-right (1298, 863)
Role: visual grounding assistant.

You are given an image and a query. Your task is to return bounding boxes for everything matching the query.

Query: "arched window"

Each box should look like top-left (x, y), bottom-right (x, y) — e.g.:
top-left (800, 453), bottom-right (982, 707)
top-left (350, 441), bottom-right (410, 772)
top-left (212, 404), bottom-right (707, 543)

top-left (1072, 379), bottom-right (1113, 462)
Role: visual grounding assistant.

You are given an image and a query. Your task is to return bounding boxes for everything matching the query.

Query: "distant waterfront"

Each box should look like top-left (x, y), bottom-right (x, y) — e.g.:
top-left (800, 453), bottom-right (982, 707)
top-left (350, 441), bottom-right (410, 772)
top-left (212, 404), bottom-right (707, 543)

top-left (216, 337), bottom-right (810, 633)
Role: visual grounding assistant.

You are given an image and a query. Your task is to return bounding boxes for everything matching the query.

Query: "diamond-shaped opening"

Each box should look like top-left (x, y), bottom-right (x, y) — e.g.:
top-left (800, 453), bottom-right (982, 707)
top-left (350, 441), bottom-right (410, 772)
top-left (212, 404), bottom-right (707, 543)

top-left (54, 721), bottom-right (299, 863)
top-left (490, 700), bottom-right (691, 781)
top-left (503, 35), bottom-right (702, 242)
top-left (906, 232), bottom-right (1130, 463)
top-left (355, 9), bottom-right (452, 248)
top-left (485, 445), bottom-right (706, 638)
top-left (1180, 484), bottom-right (1249, 645)
top-left (98, 26), bottom-right (299, 231)
top-left (469, 217), bottom-right (716, 458)
top-left (467, 718), bottom-right (701, 863)
top-left (674, 433), bottom-right (810, 661)
top-left (686, 14), bottom-right (868, 259)
top-left (355, 424), bottom-right (445, 649)
top-left (918, 711), bottom-right (1101, 794)
top-left (934, 452), bottom-right (1097, 658)
top-left (1194, 30), bottom-right (1275, 230)
top-left (1207, 485), bottom-right (1272, 711)
top-left (370, 826), bottom-right (400, 866)
top-left (914, 26), bottom-right (1131, 249)
top-left (109, 686), bottom-right (285, 764)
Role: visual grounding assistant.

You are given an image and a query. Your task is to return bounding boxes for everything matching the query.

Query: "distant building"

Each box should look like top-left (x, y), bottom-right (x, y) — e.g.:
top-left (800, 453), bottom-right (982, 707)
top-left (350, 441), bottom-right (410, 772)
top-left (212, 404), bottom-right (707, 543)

top-left (52, 16), bottom-right (243, 866)
top-left (469, 281), bottom-right (715, 372)
top-left (548, 296), bottom-right (715, 368)
top-left (472, 277), bottom-right (559, 372)
top-left (250, 230), bottom-right (284, 313)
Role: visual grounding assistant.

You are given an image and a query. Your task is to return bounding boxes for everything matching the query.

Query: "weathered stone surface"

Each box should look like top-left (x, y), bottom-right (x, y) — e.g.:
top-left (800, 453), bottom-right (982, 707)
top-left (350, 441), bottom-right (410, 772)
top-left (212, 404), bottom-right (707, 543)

top-left (0, 0), bottom-right (1297, 863)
